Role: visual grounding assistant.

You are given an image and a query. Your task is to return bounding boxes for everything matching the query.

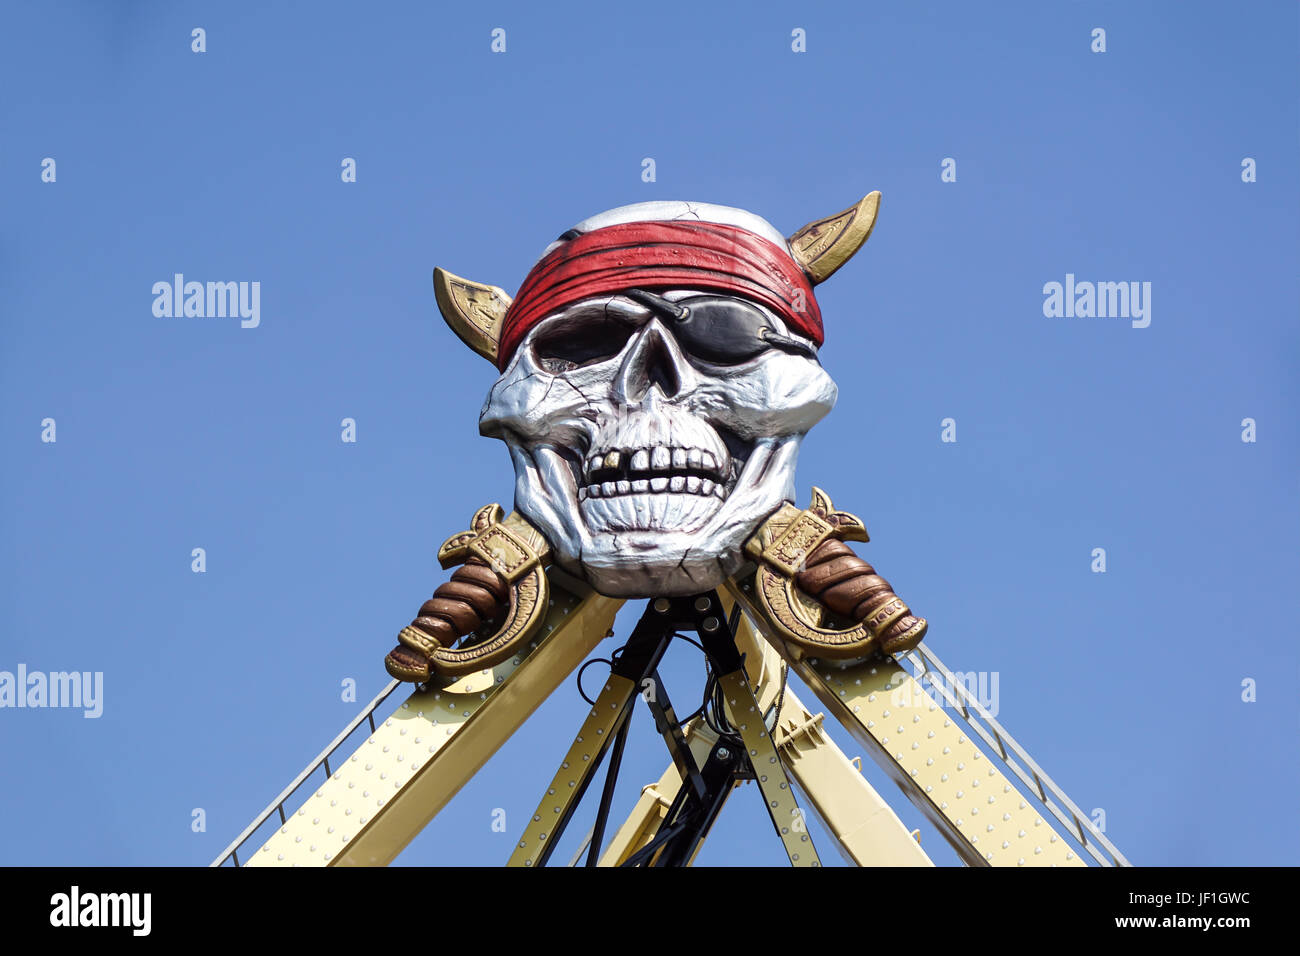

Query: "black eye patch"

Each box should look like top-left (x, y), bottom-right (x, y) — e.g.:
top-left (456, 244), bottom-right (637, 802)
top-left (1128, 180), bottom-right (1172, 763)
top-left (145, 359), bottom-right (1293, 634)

top-left (623, 290), bottom-right (816, 364)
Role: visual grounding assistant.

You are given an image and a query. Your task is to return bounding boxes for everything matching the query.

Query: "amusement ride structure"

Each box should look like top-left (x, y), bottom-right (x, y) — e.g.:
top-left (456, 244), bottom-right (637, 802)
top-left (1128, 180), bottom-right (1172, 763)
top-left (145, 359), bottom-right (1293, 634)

top-left (212, 193), bottom-right (1129, 868)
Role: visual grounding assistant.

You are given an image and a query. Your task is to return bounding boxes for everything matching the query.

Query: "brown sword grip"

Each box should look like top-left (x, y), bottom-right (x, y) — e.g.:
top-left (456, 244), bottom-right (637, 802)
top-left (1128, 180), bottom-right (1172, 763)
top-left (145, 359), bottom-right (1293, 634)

top-left (794, 539), bottom-right (927, 654)
top-left (385, 556), bottom-right (512, 682)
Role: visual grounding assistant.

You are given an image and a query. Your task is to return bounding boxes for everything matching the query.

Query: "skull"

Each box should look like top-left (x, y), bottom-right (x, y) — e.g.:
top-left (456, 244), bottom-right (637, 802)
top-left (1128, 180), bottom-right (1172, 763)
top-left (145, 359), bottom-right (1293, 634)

top-left (436, 197), bottom-right (881, 598)
top-left (480, 290), bottom-right (837, 595)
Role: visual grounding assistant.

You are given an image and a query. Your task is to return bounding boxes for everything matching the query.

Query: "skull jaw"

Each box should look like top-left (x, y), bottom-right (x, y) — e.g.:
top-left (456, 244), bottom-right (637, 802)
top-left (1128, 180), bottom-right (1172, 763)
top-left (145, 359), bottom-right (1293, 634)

top-left (572, 532), bottom-right (749, 597)
top-left (510, 439), bottom-right (800, 598)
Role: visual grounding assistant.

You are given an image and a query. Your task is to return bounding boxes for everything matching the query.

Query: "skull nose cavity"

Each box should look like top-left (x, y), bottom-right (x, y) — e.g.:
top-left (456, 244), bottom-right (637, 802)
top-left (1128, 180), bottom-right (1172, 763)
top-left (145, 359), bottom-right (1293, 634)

top-left (615, 321), bottom-right (689, 403)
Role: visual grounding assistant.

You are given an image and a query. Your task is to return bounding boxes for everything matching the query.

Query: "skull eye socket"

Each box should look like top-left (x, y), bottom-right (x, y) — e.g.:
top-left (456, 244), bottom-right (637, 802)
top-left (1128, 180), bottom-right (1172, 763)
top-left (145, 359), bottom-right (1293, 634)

top-left (531, 319), bottom-right (635, 374)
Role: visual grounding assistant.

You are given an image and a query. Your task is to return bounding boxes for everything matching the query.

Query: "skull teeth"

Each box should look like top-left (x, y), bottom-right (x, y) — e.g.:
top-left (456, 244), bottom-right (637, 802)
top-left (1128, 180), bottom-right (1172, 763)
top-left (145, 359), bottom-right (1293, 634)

top-left (584, 476), bottom-right (726, 500)
top-left (581, 444), bottom-right (730, 499)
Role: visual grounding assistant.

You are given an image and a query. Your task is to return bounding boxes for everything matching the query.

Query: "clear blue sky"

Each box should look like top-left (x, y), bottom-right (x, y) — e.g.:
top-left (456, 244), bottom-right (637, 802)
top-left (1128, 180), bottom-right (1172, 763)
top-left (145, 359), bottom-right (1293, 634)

top-left (1, 0), bottom-right (1296, 867)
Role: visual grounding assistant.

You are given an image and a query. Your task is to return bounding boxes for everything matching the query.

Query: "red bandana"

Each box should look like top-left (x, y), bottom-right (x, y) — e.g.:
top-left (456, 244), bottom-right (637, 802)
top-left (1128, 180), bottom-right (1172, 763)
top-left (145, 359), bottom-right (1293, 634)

top-left (498, 220), bottom-right (822, 369)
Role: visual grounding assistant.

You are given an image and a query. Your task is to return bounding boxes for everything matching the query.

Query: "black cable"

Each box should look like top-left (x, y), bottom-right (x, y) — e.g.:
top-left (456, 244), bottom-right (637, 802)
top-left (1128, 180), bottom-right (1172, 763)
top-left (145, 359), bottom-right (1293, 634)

top-left (670, 632), bottom-right (706, 654)
top-left (575, 657), bottom-right (614, 706)
top-left (699, 671), bottom-right (724, 734)
top-left (578, 629), bottom-right (685, 706)
top-left (565, 604), bottom-right (745, 867)
top-left (703, 673), bottom-right (741, 745)
top-left (770, 662), bottom-right (789, 731)
top-left (707, 670), bottom-right (743, 745)
top-left (586, 707), bottom-right (632, 866)
top-left (621, 816), bottom-right (695, 868)
top-left (680, 689), bottom-right (710, 724)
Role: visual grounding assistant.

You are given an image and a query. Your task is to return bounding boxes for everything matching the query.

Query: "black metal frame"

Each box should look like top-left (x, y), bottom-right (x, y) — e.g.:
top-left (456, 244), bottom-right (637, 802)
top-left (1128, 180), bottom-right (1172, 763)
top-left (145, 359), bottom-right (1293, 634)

top-left (528, 601), bottom-right (676, 867)
top-left (536, 590), bottom-right (774, 867)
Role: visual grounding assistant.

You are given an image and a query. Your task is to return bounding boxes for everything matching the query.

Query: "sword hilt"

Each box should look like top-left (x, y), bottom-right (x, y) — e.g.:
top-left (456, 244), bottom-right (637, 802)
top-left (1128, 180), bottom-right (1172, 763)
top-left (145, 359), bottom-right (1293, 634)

top-left (385, 503), bottom-right (552, 682)
top-left (794, 539), bottom-right (927, 655)
top-left (385, 557), bottom-right (511, 683)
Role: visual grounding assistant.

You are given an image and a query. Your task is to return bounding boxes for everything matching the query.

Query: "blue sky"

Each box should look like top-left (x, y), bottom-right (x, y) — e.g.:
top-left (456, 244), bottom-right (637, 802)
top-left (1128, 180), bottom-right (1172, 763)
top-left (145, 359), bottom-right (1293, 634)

top-left (1, 0), bottom-right (1296, 867)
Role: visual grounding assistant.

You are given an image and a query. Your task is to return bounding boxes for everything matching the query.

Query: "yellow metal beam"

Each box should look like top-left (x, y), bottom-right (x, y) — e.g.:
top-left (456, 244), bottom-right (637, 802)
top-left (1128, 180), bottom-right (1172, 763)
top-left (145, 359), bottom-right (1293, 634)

top-left (595, 608), bottom-right (929, 867)
top-left (507, 671), bottom-right (638, 866)
top-left (717, 667), bottom-right (820, 865)
top-left (725, 575), bottom-right (1084, 868)
top-left (247, 575), bottom-right (622, 866)
top-left (596, 693), bottom-right (935, 868)
top-left (775, 686), bottom-right (932, 867)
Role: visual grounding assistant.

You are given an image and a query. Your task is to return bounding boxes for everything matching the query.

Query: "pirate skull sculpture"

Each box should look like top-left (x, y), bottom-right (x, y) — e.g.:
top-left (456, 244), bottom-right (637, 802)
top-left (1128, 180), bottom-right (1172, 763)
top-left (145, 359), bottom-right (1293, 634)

top-left (435, 196), bottom-right (881, 597)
